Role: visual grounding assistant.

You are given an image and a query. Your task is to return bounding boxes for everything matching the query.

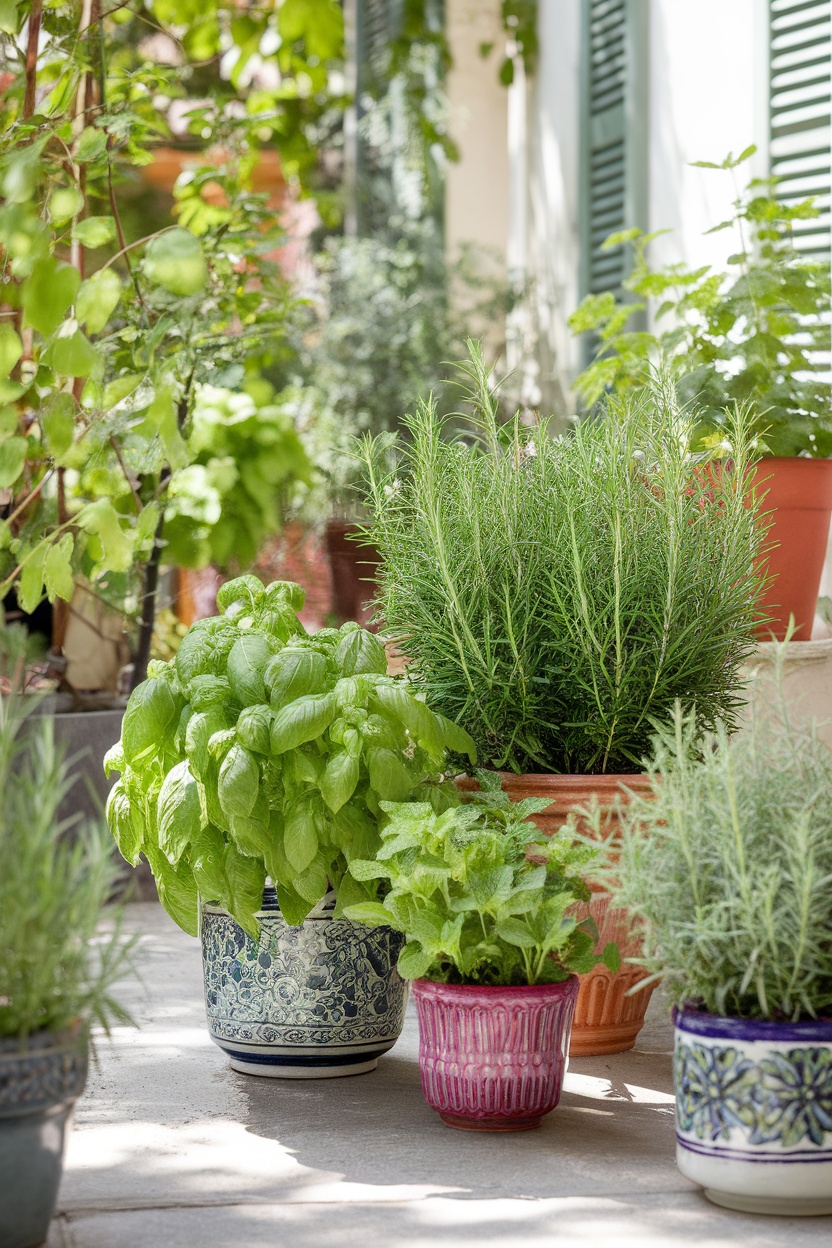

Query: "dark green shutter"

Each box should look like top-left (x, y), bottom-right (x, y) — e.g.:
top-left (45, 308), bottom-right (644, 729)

top-left (579, 0), bottom-right (649, 308)
top-left (353, 0), bottom-right (401, 234)
top-left (769, 0), bottom-right (831, 258)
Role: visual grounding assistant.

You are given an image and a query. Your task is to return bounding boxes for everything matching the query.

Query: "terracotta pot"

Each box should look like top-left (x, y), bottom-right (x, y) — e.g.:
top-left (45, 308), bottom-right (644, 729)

top-left (457, 772), bottom-right (654, 1057)
top-left (411, 976), bottom-right (578, 1132)
top-left (324, 520), bottom-right (380, 627)
top-left (752, 457), bottom-right (832, 641)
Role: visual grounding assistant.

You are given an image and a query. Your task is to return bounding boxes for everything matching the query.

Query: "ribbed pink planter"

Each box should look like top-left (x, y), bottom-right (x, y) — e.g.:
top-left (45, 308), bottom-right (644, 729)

top-left (411, 977), bottom-right (579, 1132)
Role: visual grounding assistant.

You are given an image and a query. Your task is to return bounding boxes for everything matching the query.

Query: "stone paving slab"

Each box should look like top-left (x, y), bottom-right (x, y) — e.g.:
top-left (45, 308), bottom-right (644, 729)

top-left (50, 902), bottom-right (832, 1246)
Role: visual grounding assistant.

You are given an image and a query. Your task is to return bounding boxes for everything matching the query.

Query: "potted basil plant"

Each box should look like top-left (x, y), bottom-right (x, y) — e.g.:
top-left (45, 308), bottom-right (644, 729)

top-left (608, 702), bottom-right (832, 1216)
top-left (345, 773), bottom-right (617, 1131)
top-left (105, 576), bottom-right (476, 1078)
top-left (359, 343), bottom-right (766, 1057)
top-left (0, 674), bottom-right (133, 1248)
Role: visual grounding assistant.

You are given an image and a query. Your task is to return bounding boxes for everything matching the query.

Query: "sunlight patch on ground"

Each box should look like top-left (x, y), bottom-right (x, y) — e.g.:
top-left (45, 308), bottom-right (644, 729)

top-left (564, 1072), bottom-right (675, 1105)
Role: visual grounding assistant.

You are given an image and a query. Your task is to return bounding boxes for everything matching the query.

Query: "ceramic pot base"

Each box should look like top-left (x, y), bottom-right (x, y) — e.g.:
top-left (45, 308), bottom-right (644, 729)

top-left (704, 1190), bottom-right (832, 1218)
top-left (226, 1050), bottom-right (388, 1079)
top-left (439, 1111), bottom-right (542, 1132)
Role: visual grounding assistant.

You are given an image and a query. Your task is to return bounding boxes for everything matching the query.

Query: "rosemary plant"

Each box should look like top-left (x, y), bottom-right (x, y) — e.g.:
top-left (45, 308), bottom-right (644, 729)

top-left (607, 699), bottom-right (832, 1020)
top-left (359, 343), bottom-right (766, 774)
top-left (0, 663), bottom-right (133, 1040)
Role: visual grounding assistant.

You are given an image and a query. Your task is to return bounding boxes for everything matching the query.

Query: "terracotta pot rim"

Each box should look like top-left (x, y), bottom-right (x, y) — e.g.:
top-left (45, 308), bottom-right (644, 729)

top-left (752, 455), bottom-right (832, 467)
top-left (456, 770), bottom-right (653, 793)
top-left (411, 976), bottom-right (578, 997)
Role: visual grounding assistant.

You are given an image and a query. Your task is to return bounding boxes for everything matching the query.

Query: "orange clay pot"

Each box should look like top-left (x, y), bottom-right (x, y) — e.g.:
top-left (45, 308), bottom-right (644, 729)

top-left (457, 772), bottom-right (654, 1057)
top-left (752, 457), bottom-right (832, 642)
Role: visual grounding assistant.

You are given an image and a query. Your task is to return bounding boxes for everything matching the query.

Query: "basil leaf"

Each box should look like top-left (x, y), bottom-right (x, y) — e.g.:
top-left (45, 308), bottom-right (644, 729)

top-left (185, 707), bottom-right (228, 779)
top-left (187, 674), bottom-right (231, 711)
top-left (217, 575), bottom-right (264, 614)
top-left (261, 580), bottom-right (306, 612)
top-left (227, 634), bottom-right (273, 707)
top-left (367, 747), bottom-right (417, 801)
top-left (223, 844), bottom-right (265, 938)
top-left (264, 648), bottom-right (328, 708)
top-left (122, 677), bottom-right (182, 764)
top-left (144, 846), bottom-right (199, 937)
top-left (229, 787), bottom-right (271, 858)
top-left (320, 749), bottom-right (359, 813)
top-left (270, 692), bottom-right (337, 754)
top-left (236, 703), bottom-right (273, 754)
top-left (334, 628), bottom-right (387, 676)
top-left (218, 743), bottom-right (259, 821)
top-left (435, 713), bottom-right (477, 764)
top-left (294, 859), bottom-right (329, 905)
top-left (190, 823), bottom-right (228, 903)
top-left (175, 618), bottom-right (237, 683)
top-left (283, 800), bottom-right (320, 872)
top-left (371, 684), bottom-right (443, 755)
top-left (106, 779), bottom-right (145, 866)
top-left (157, 759), bottom-right (204, 863)
top-left (276, 882), bottom-right (311, 926)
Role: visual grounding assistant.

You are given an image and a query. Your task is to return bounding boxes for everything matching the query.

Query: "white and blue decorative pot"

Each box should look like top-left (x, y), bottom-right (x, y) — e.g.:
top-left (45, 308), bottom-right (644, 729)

top-left (201, 888), bottom-right (407, 1078)
top-left (674, 1006), bottom-right (832, 1215)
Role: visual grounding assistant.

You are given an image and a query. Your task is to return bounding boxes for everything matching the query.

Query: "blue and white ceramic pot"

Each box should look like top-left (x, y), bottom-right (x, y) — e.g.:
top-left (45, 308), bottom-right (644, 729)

top-left (0, 1025), bottom-right (88, 1248)
top-left (674, 1006), bottom-right (832, 1215)
top-left (201, 888), bottom-right (408, 1078)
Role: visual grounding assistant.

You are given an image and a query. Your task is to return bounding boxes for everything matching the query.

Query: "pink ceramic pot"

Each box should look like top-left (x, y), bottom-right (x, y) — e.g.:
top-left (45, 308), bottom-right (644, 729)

top-left (411, 977), bottom-right (579, 1132)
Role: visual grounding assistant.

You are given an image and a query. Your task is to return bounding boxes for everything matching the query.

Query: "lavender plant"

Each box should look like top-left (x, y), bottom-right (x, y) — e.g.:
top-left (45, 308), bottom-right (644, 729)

top-left (607, 698), bottom-right (832, 1020)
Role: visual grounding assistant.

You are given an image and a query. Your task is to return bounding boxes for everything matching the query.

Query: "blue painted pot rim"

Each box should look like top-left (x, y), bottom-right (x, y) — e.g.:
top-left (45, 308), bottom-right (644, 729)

top-left (673, 1005), bottom-right (832, 1044)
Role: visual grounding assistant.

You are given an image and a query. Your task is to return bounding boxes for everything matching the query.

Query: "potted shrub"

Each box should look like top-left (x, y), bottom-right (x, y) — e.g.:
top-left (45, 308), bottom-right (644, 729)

top-left (607, 701), bottom-right (832, 1216)
top-left (105, 575), bottom-right (476, 1077)
top-left (570, 148), bottom-right (832, 641)
top-left (0, 660), bottom-right (133, 1248)
top-left (344, 773), bottom-right (616, 1131)
top-left (358, 344), bottom-right (766, 1055)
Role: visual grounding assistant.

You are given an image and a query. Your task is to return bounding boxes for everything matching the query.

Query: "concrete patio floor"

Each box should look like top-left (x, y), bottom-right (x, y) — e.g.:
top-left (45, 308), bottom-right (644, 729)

top-left (48, 902), bottom-right (832, 1248)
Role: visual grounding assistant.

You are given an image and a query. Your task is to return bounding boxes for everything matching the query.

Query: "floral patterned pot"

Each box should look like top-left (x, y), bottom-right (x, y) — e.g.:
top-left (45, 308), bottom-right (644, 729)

top-left (457, 772), bottom-right (655, 1056)
top-left (0, 1025), bottom-right (88, 1248)
top-left (201, 888), bottom-right (407, 1078)
top-left (674, 1006), bottom-right (832, 1215)
top-left (411, 977), bottom-right (579, 1132)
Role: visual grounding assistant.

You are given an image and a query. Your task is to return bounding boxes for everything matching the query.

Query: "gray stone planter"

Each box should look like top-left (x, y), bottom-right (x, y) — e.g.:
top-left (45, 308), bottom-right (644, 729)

top-left (32, 702), bottom-right (124, 827)
top-left (0, 1027), bottom-right (88, 1248)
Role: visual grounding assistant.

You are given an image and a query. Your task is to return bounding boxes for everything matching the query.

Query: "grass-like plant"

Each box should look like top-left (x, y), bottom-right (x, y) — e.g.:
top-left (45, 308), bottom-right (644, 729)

top-left (358, 343), bottom-right (766, 774)
top-left (0, 656), bottom-right (133, 1040)
top-left (606, 696), bottom-right (832, 1021)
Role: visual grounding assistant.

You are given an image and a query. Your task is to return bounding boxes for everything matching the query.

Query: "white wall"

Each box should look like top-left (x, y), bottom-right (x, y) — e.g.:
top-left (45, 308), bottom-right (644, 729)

top-left (445, 0), bottom-right (509, 275)
top-left (530, 0), bottom-right (583, 397)
top-left (646, 0), bottom-right (766, 298)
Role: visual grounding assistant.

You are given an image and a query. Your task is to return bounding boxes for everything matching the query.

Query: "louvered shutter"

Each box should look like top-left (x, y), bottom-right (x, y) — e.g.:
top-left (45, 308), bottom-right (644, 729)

top-left (769, 0), bottom-right (831, 259)
top-left (353, 0), bottom-right (399, 234)
top-left (579, 0), bottom-right (649, 316)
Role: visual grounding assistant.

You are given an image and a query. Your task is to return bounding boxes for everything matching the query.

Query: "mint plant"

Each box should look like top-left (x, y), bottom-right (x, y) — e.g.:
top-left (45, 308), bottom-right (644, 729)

top-left (105, 576), bottom-right (475, 938)
top-left (569, 149), bottom-right (832, 457)
top-left (345, 774), bottom-right (618, 986)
